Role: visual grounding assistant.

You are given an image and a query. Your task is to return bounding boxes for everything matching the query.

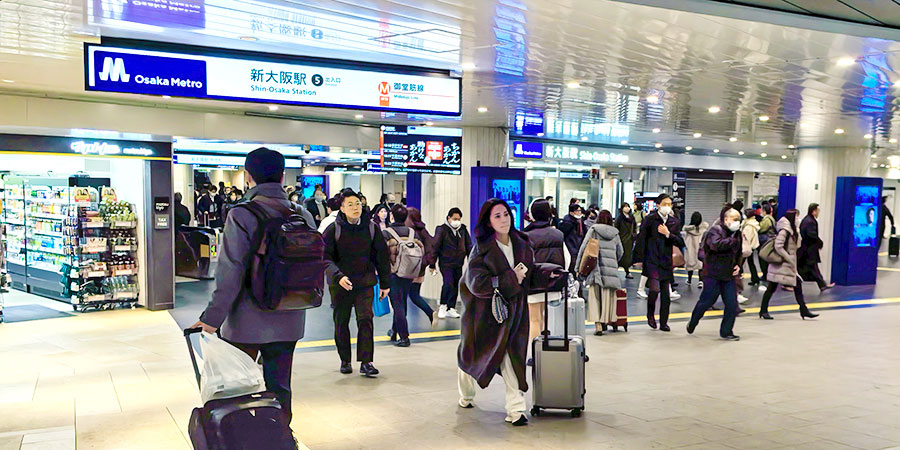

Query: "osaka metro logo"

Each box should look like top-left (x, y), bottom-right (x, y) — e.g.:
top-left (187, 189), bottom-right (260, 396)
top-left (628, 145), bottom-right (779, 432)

top-left (98, 57), bottom-right (130, 83)
top-left (378, 81), bottom-right (391, 107)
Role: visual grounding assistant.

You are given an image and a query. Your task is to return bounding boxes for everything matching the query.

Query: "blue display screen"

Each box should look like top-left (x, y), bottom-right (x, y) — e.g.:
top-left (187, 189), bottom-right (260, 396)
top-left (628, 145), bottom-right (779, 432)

top-left (511, 141), bottom-right (542, 159)
top-left (853, 185), bottom-right (879, 248)
top-left (301, 176), bottom-right (326, 199)
top-left (492, 179), bottom-right (522, 229)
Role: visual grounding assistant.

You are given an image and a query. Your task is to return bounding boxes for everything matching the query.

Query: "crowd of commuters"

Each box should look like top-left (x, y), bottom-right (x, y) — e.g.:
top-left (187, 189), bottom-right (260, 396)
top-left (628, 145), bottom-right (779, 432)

top-left (186, 147), bottom-right (849, 430)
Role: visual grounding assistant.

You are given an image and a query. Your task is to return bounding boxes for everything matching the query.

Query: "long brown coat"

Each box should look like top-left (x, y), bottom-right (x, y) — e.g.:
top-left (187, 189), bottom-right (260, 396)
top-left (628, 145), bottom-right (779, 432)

top-left (457, 232), bottom-right (534, 390)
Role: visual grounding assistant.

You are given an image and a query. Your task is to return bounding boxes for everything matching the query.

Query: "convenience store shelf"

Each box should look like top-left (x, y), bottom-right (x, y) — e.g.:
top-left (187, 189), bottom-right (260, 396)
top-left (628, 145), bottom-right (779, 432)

top-left (28, 212), bottom-right (67, 220)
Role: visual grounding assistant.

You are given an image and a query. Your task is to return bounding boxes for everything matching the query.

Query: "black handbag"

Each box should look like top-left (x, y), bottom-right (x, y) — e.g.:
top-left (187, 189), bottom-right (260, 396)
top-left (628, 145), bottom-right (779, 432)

top-left (491, 277), bottom-right (510, 324)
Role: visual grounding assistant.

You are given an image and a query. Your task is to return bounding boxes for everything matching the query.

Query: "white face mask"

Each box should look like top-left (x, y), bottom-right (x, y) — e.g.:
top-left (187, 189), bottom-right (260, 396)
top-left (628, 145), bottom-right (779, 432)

top-left (573, 214), bottom-right (583, 219)
top-left (727, 221), bottom-right (741, 232)
top-left (449, 220), bottom-right (462, 228)
top-left (659, 206), bottom-right (672, 217)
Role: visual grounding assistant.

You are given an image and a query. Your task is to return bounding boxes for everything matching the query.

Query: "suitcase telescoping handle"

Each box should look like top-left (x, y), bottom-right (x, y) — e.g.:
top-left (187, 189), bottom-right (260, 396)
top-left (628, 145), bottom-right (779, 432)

top-left (184, 327), bottom-right (204, 390)
top-left (541, 271), bottom-right (570, 353)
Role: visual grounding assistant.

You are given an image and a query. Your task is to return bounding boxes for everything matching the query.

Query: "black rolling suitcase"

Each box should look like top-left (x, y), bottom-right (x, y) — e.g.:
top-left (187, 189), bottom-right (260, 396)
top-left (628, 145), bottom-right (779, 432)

top-left (184, 328), bottom-right (297, 450)
top-left (889, 227), bottom-right (899, 258)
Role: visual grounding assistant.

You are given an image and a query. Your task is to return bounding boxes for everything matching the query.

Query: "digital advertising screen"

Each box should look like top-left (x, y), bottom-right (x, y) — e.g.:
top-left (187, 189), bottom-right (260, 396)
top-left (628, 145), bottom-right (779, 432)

top-left (492, 179), bottom-right (522, 229)
top-left (853, 185), bottom-right (879, 248)
top-left (300, 175), bottom-right (326, 199)
top-left (380, 126), bottom-right (462, 175)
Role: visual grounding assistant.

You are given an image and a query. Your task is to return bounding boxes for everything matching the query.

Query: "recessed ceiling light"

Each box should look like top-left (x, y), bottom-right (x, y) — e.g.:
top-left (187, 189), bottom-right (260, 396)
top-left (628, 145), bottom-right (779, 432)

top-left (646, 95), bottom-right (659, 103)
top-left (837, 57), bottom-right (856, 66)
top-left (781, 155), bottom-right (787, 159)
top-left (864, 134), bottom-right (873, 139)
top-left (834, 128), bottom-right (845, 134)
top-left (693, 133), bottom-right (702, 138)
top-left (761, 153), bottom-right (768, 158)
top-left (662, 167), bottom-right (668, 170)
top-left (729, 137), bottom-right (738, 142)
top-left (536, 132), bottom-right (544, 137)
top-left (620, 140), bottom-right (628, 145)
top-left (871, 153), bottom-right (877, 158)
top-left (162, 95), bottom-right (171, 99)
top-left (581, 136), bottom-right (589, 141)
top-left (659, 149), bottom-right (664, 153)
top-left (567, 81), bottom-right (581, 88)
top-left (895, 80), bottom-right (900, 88)
top-left (652, 128), bottom-right (661, 133)
top-left (354, 114), bottom-right (364, 119)
top-left (708, 106), bottom-right (720, 113)
top-left (699, 168), bottom-right (704, 172)
top-left (461, 62), bottom-right (476, 70)
top-left (685, 146), bottom-right (693, 151)
top-left (738, 151), bottom-right (745, 155)
top-left (760, 141), bottom-right (768, 146)
top-left (618, 164), bottom-right (624, 168)
top-left (713, 149), bottom-right (720, 153)
top-left (788, 145), bottom-right (795, 149)
top-left (425, 121), bottom-right (434, 126)
top-left (0, 79), bottom-right (14, 83)
top-left (268, 105), bottom-right (279, 111)
top-left (891, 138), bottom-right (898, 144)
top-left (239, 36), bottom-right (259, 41)
top-left (759, 115), bottom-right (770, 122)
top-left (477, 106), bottom-right (488, 113)
top-left (654, 143), bottom-right (663, 148)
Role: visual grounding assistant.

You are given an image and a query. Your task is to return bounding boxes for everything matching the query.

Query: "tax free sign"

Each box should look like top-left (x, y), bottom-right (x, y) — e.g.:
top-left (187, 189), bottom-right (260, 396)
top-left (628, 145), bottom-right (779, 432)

top-left (85, 43), bottom-right (462, 115)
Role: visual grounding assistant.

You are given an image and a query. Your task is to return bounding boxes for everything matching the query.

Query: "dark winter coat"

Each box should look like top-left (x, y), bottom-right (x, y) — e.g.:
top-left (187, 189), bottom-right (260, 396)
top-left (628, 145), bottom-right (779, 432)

top-left (523, 220), bottom-right (565, 268)
top-left (429, 223), bottom-right (473, 269)
top-left (407, 219), bottom-right (433, 278)
top-left (614, 213), bottom-right (636, 268)
top-left (322, 213), bottom-right (391, 290)
top-left (798, 215), bottom-right (823, 281)
top-left (633, 212), bottom-right (685, 281)
top-left (458, 232), bottom-right (534, 390)
top-left (558, 214), bottom-right (586, 272)
top-left (700, 222), bottom-right (742, 281)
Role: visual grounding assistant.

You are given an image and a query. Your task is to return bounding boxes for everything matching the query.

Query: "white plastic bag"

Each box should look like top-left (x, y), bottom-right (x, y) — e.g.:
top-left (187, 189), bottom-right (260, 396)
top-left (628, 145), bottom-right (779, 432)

top-left (197, 333), bottom-right (266, 403)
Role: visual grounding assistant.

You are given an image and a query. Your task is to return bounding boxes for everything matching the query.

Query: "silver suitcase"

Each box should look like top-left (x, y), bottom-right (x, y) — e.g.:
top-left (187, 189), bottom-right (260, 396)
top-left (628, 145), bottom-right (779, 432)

top-left (547, 296), bottom-right (587, 349)
top-left (531, 277), bottom-right (586, 418)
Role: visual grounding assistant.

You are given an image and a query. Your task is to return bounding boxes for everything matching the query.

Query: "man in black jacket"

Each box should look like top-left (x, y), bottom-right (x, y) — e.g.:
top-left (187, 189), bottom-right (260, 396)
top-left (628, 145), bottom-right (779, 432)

top-left (174, 192), bottom-right (192, 229)
top-left (323, 189), bottom-right (391, 377)
top-left (686, 206), bottom-right (743, 341)
top-left (428, 207), bottom-right (472, 319)
top-left (557, 203), bottom-right (585, 272)
top-left (305, 184), bottom-right (328, 227)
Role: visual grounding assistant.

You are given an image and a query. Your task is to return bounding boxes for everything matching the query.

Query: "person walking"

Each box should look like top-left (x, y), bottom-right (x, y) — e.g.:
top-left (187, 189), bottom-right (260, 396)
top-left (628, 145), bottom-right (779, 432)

top-left (322, 189), bottom-right (391, 377)
top-left (558, 203), bottom-right (586, 273)
top-left (317, 196), bottom-right (341, 234)
top-left (457, 198), bottom-right (533, 427)
top-left (757, 203), bottom-right (776, 287)
top-left (404, 206), bottom-right (438, 328)
top-left (878, 196), bottom-right (894, 250)
top-left (383, 205), bottom-right (435, 347)
top-left (758, 209), bottom-right (820, 320)
top-left (429, 207), bottom-right (472, 319)
top-left (304, 184), bottom-right (328, 228)
top-left (798, 203), bottom-right (835, 292)
top-left (523, 199), bottom-right (568, 354)
top-left (682, 212), bottom-right (708, 287)
top-left (577, 210), bottom-right (623, 334)
top-left (192, 147), bottom-right (316, 425)
top-left (632, 193), bottom-right (684, 332)
top-left (174, 192), bottom-right (192, 229)
top-left (633, 200), bottom-right (646, 226)
top-left (742, 209), bottom-right (761, 286)
top-left (614, 203), bottom-right (637, 279)
top-left (686, 206), bottom-right (743, 341)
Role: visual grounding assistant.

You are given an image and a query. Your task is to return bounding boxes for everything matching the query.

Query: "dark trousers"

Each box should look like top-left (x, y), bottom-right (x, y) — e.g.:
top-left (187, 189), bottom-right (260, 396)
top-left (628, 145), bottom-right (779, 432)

top-left (439, 266), bottom-right (463, 309)
top-left (409, 282), bottom-right (435, 320)
top-left (759, 257), bottom-right (769, 283)
top-left (229, 341), bottom-right (297, 425)
top-left (333, 286), bottom-right (375, 364)
top-left (747, 251), bottom-right (761, 284)
top-left (647, 278), bottom-right (672, 327)
top-left (389, 275), bottom-right (414, 339)
top-left (760, 277), bottom-right (810, 315)
top-left (689, 277), bottom-right (738, 337)
top-left (809, 264), bottom-right (827, 289)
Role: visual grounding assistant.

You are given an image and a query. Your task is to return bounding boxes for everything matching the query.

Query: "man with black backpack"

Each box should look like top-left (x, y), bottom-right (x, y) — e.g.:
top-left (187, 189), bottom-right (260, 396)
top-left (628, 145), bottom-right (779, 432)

top-left (323, 188), bottom-right (391, 378)
top-left (192, 147), bottom-right (317, 426)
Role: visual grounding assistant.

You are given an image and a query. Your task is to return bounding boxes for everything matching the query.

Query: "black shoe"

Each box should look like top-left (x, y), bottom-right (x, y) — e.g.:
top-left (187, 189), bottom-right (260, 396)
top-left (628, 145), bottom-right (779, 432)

top-left (759, 313), bottom-right (774, 320)
top-left (360, 363), bottom-right (379, 378)
top-left (686, 321), bottom-right (696, 334)
top-left (801, 312), bottom-right (819, 320)
top-left (625, 273), bottom-right (634, 279)
top-left (387, 329), bottom-right (396, 342)
top-left (526, 358), bottom-right (534, 367)
top-left (511, 415), bottom-right (528, 426)
top-left (339, 362), bottom-right (352, 374)
top-left (611, 324), bottom-right (619, 332)
top-left (721, 335), bottom-right (741, 341)
top-left (737, 308), bottom-right (746, 316)
top-left (647, 315), bottom-right (657, 329)
top-left (601, 323), bottom-right (608, 332)
top-left (396, 338), bottom-right (411, 347)
top-left (659, 324), bottom-right (671, 332)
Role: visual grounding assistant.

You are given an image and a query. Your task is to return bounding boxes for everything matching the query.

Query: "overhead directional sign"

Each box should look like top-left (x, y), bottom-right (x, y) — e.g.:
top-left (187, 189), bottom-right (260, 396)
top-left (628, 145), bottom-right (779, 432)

top-left (85, 42), bottom-right (462, 116)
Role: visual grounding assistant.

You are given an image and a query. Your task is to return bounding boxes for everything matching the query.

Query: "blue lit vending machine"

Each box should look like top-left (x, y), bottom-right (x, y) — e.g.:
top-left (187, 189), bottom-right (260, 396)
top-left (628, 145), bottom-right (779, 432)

top-left (831, 177), bottom-right (882, 285)
top-left (470, 167), bottom-right (526, 230)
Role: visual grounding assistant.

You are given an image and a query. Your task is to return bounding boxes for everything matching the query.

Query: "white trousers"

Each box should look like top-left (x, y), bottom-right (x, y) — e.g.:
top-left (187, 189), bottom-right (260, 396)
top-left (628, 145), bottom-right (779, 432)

top-left (458, 353), bottom-right (526, 421)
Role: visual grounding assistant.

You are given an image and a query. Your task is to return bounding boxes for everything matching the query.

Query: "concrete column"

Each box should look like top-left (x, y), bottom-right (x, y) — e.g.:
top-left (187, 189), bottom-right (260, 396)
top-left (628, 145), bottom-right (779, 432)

top-left (795, 147), bottom-right (870, 282)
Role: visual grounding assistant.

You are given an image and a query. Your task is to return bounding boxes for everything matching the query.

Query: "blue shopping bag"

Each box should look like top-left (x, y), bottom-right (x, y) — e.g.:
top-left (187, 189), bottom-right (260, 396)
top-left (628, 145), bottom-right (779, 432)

top-left (373, 281), bottom-right (390, 317)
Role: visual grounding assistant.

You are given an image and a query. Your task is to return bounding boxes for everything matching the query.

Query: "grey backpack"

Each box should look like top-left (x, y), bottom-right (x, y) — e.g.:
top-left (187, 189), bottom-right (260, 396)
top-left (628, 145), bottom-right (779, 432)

top-left (385, 228), bottom-right (425, 279)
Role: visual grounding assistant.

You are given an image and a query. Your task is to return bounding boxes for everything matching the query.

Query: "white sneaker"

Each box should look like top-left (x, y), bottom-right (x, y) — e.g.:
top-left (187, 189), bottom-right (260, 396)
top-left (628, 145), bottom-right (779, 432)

top-left (447, 308), bottom-right (461, 319)
top-left (670, 289), bottom-right (681, 300)
top-left (737, 294), bottom-right (749, 304)
top-left (431, 311), bottom-right (440, 329)
top-left (438, 305), bottom-right (448, 319)
top-left (637, 289), bottom-right (648, 299)
top-left (758, 285), bottom-right (767, 292)
top-left (698, 281), bottom-right (704, 289)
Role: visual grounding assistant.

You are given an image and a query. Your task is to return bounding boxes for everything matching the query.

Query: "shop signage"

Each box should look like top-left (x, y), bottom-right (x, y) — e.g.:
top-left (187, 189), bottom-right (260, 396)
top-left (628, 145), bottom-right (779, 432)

top-left (0, 133), bottom-right (171, 160)
top-left (85, 43), bottom-right (462, 116)
top-left (512, 141), bottom-right (542, 159)
top-left (173, 153), bottom-right (302, 168)
top-left (154, 196), bottom-right (171, 230)
top-left (544, 144), bottom-right (629, 164)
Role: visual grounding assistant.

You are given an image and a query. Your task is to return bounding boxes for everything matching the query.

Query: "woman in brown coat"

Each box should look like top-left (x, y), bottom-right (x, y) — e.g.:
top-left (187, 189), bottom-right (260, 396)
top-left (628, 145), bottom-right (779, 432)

top-left (758, 209), bottom-right (820, 320)
top-left (457, 198), bottom-right (534, 427)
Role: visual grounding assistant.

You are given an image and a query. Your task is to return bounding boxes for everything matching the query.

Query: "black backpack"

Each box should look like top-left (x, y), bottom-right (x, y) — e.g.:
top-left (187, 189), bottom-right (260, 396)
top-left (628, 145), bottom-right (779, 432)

top-left (237, 197), bottom-right (325, 311)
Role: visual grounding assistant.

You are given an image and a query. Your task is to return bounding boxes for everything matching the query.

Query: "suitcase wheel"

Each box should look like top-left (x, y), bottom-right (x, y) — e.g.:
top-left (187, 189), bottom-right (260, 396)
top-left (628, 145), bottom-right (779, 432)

top-left (531, 407), bottom-right (541, 416)
top-left (570, 408), bottom-right (582, 418)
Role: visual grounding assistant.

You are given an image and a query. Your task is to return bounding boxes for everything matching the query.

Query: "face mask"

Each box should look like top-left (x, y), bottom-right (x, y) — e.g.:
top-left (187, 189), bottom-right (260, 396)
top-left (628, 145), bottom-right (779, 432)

top-left (727, 221), bottom-right (741, 232)
top-left (659, 206), bottom-right (672, 217)
top-left (573, 214), bottom-right (583, 219)
top-left (449, 220), bottom-right (462, 228)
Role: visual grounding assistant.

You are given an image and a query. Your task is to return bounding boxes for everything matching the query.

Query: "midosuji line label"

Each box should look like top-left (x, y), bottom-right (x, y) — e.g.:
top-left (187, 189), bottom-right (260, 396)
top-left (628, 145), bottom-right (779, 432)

top-left (85, 43), bottom-right (462, 116)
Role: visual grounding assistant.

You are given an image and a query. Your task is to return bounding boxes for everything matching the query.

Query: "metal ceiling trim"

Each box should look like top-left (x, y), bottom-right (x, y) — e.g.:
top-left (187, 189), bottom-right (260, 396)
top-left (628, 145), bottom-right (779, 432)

top-left (607, 0), bottom-right (900, 41)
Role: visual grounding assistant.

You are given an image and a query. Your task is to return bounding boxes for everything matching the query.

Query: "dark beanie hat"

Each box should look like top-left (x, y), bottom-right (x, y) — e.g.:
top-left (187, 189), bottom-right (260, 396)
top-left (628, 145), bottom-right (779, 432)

top-left (531, 199), bottom-right (553, 222)
top-left (244, 147), bottom-right (285, 184)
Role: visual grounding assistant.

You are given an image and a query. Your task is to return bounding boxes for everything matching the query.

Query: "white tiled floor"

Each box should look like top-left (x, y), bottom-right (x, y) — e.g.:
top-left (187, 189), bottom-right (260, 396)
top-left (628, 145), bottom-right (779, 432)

top-left (1, 303), bottom-right (900, 449)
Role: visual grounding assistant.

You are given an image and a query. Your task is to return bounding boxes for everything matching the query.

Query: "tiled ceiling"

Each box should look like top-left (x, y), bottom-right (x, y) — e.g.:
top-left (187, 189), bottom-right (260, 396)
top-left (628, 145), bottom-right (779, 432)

top-left (0, 0), bottom-right (899, 164)
top-left (716, 0), bottom-right (900, 28)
